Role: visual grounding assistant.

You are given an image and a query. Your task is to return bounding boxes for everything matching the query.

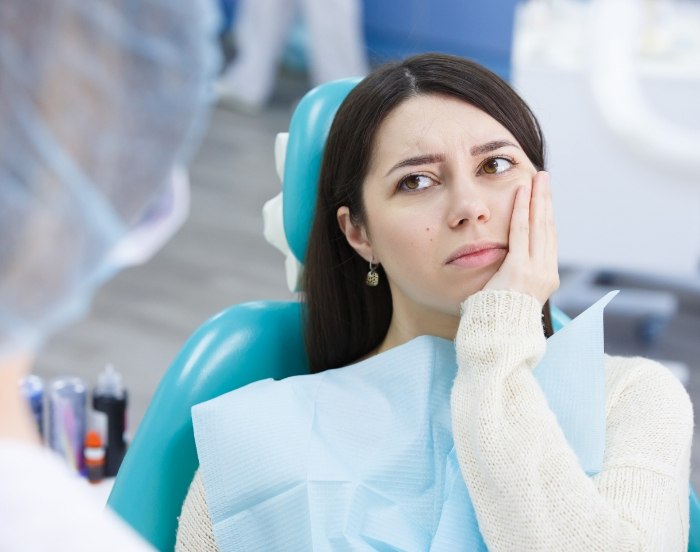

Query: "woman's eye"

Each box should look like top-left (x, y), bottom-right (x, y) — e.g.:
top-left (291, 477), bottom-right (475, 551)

top-left (398, 174), bottom-right (435, 192)
top-left (481, 157), bottom-right (513, 175)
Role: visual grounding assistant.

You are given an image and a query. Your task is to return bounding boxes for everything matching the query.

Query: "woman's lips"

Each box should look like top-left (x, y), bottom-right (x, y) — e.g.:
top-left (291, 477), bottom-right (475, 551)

top-left (448, 246), bottom-right (507, 269)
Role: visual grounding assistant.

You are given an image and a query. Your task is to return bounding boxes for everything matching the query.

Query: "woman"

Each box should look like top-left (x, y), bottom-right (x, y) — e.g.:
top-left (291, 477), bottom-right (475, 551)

top-left (177, 54), bottom-right (693, 550)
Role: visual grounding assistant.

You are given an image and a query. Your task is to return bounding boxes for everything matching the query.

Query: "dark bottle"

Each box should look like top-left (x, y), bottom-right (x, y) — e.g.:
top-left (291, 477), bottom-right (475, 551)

top-left (92, 364), bottom-right (128, 477)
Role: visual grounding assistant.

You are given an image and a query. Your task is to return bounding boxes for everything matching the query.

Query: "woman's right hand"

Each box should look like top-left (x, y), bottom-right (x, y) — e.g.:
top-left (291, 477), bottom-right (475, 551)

top-left (482, 171), bottom-right (559, 306)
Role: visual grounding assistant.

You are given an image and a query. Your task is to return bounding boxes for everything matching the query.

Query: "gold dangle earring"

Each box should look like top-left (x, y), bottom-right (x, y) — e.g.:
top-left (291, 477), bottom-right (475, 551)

top-left (366, 258), bottom-right (380, 287)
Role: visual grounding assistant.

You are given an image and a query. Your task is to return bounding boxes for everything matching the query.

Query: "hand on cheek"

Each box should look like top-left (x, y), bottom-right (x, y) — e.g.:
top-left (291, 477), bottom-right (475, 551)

top-left (482, 171), bottom-right (559, 306)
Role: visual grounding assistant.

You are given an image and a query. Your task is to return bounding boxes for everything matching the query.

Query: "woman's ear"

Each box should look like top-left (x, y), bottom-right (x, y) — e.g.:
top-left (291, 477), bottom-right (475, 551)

top-left (337, 206), bottom-right (374, 262)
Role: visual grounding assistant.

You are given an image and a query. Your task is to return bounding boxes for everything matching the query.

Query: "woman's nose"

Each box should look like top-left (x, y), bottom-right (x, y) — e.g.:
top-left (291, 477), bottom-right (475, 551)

top-left (447, 183), bottom-right (491, 228)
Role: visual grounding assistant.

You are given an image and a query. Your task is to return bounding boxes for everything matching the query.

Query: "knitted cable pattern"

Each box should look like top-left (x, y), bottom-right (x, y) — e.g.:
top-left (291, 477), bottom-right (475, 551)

top-left (451, 290), bottom-right (693, 551)
top-left (176, 471), bottom-right (219, 552)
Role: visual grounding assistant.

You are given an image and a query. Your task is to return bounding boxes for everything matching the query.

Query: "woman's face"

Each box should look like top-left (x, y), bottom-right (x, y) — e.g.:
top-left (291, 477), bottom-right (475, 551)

top-left (339, 93), bottom-right (538, 329)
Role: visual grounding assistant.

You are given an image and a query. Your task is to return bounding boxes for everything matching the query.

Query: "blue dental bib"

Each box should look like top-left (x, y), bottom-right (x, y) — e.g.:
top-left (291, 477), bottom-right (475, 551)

top-left (192, 292), bottom-right (616, 551)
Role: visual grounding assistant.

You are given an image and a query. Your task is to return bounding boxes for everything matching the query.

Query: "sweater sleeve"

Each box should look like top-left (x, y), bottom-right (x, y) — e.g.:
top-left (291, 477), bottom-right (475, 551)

top-left (176, 470), bottom-right (219, 552)
top-left (450, 289), bottom-right (694, 551)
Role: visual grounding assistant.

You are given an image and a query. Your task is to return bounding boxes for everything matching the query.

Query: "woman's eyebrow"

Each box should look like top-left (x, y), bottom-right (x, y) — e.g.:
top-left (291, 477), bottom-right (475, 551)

top-left (385, 141), bottom-right (520, 177)
top-left (470, 140), bottom-right (520, 156)
top-left (385, 153), bottom-right (445, 177)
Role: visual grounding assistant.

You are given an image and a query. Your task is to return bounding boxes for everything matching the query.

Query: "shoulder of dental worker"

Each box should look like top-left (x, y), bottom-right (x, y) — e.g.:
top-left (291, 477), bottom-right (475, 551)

top-left (0, 440), bottom-right (155, 551)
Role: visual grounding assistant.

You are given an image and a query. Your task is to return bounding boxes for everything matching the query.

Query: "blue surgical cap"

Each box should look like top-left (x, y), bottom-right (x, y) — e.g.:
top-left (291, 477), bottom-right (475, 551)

top-left (0, 0), bottom-right (220, 359)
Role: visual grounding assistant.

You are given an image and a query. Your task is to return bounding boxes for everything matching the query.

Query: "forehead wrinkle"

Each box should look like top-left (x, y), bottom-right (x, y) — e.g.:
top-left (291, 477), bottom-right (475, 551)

top-left (367, 94), bottom-right (514, 179)
top-left (392, 113), bottom-right (441, 161)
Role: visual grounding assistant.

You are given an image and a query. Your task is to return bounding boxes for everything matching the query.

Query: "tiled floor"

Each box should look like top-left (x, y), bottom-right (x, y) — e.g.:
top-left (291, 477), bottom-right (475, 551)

top-left (34, 72), bottom-right (700, 491)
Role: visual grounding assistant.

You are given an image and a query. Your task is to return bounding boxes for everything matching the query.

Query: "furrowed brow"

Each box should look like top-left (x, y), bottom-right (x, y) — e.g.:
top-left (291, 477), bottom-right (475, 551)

top-left (470, 140), bottom-right (519, 156)
top-left (385, 153), bottom-right (445, 177)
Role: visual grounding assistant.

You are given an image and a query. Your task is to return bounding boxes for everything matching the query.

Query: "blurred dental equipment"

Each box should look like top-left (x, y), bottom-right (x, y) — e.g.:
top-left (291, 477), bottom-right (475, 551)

top-left (514, 0), bottom-right (700, 342)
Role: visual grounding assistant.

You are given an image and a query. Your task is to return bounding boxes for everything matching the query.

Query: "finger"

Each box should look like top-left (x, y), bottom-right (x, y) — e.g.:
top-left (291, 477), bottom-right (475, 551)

top-left (508, 183), bottom-right (531, 260)
top-left (542, 175), bottom-right (560, 289)
top-left (540, 174), bottom-right (557, 256)
top-left (530, 171), bottom-right (549, 261)
top-left (544, 175), bottom-right (557, 256)
top-left (542, 172), bottom-right (552, 222)
top-left (530, 171), bottom-right (549, 221)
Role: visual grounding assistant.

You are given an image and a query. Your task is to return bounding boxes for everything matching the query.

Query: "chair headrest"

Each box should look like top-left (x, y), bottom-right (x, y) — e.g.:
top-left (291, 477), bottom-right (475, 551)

top-left (282, 78), bottom-right (362, 264)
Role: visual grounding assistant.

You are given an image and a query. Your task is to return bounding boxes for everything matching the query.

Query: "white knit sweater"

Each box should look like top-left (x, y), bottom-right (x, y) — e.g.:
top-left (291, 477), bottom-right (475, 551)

top-left (176, 290), bottom-right (694, 551)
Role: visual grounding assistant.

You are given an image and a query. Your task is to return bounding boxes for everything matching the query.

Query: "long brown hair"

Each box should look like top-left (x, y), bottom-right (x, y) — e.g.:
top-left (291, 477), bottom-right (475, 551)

top-left (303, 53), bottom-right (552, 374)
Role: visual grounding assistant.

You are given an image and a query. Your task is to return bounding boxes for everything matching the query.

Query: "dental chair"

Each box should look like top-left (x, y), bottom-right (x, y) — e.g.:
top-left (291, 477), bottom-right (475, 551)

top-left (106, 79), bottom-right (700, 552)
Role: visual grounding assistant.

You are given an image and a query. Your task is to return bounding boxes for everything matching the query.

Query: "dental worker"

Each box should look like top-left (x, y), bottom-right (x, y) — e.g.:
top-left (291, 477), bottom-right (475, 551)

top-left (0, 0), bottom-right (219, 549)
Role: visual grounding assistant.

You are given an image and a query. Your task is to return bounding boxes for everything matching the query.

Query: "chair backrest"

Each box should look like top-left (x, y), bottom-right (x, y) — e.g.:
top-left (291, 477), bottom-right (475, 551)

top-left (107, 77), bottom-right (700, 551)
top-left (108, 302), bottom-right (306, 550)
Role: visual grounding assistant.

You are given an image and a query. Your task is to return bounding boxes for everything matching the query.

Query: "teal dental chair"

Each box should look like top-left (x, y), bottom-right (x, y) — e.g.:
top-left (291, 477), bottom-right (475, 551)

top-left (107, 79), bottom-right (700, 551)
